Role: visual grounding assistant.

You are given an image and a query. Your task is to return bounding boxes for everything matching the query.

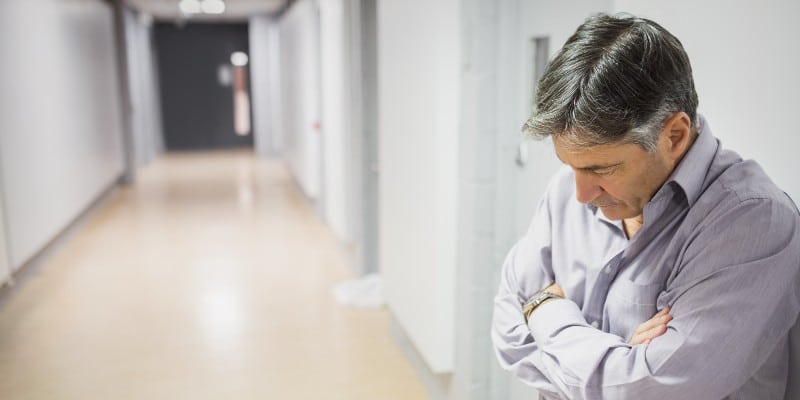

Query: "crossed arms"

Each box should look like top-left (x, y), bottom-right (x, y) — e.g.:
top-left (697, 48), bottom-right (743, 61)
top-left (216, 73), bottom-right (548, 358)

top-left (491, 198), bottom-right (800, 400)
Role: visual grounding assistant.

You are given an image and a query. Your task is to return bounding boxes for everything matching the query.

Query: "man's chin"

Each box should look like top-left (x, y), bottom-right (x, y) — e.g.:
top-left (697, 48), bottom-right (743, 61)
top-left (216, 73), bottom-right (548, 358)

top-left (597, 204), bottom-right (631, 220)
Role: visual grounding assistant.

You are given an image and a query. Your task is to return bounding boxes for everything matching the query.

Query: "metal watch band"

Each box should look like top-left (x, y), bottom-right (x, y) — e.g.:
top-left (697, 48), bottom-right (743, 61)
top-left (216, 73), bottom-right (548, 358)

top-left (523, 290), bottom-right (564, 323)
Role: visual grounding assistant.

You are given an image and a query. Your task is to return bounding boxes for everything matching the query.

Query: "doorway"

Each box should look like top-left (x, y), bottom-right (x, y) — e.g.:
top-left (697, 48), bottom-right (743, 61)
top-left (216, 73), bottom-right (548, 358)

top-left (155, 23), bottom-right (253, 150)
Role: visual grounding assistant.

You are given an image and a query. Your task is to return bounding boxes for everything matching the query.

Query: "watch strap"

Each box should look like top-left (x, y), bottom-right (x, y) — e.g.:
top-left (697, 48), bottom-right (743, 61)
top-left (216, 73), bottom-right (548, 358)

top-left (523, 290), bottom-right (564, 323)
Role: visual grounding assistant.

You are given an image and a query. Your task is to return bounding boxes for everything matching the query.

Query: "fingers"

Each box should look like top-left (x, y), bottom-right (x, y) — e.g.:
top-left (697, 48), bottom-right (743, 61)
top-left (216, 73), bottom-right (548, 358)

top-left (649, 306), bottom-right (670, 320)
top-left (633, 307), bottom-right (671, 336)
top-left (628, 307), bottom-right (672, 346)
top-left (630, 327), bottom-right (660, 346)
top-left (630, 322), bottom-right (668, 346)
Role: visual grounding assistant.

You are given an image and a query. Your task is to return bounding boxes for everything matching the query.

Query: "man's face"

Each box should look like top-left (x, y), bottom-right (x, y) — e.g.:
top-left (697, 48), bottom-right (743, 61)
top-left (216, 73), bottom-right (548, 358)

top-left (553, 135), bottom-right (674, 221)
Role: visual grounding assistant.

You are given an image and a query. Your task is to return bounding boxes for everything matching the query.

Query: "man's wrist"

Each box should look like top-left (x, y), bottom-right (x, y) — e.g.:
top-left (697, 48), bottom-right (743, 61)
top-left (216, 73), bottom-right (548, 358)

top-left (523, 290), bottom-right (564, 323)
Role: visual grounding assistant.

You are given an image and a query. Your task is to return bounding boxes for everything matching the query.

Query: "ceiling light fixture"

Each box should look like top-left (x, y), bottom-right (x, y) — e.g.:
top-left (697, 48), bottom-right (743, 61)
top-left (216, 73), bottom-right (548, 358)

top-left (179, 0), bottom-right (226, 16)
top-left (178, 0), bottom-right (201, 14)
top-left (201, 0), bottom-right (226, 14)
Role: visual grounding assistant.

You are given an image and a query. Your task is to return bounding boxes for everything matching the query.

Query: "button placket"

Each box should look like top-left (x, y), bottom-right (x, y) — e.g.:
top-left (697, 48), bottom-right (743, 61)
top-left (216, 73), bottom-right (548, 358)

top-left (585, 252), bottom-right (624, 329)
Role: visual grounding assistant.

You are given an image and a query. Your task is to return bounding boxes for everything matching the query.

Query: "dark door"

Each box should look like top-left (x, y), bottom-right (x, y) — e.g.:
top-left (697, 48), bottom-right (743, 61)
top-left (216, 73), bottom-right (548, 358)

top-left (155, 22), bottom-right (253, 150)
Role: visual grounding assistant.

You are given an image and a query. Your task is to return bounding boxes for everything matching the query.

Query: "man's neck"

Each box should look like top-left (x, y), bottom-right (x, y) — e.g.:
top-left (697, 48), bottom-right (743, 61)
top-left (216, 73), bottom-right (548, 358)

top-left (623, 215), bottom-right (644, 239)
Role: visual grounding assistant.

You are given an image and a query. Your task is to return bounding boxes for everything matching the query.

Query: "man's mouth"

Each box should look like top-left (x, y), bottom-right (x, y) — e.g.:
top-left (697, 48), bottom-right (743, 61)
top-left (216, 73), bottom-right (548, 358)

top-left (592, 202), bottom-right (619, 208)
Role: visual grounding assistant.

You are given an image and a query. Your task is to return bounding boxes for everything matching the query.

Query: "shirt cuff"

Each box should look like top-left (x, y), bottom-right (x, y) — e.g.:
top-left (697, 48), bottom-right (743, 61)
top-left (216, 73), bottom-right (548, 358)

top-left (527, 299), bottom-right (587, 346)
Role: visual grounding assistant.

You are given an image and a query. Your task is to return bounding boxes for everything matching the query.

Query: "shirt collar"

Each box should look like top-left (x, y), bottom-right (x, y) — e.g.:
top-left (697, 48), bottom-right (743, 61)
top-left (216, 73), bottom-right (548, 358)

top-left (660, 114), bottom-right (719, 207)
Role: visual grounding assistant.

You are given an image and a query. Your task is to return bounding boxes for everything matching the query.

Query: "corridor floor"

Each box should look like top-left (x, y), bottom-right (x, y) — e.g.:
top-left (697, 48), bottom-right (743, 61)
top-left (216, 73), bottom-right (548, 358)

top-left (0, 150), bottom-right (428, 399)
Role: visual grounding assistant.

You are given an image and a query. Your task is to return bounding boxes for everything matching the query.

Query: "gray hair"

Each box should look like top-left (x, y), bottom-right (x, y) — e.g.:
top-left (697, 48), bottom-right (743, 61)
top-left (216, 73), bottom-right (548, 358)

top-left (523, 13), bottom-right (699, 152)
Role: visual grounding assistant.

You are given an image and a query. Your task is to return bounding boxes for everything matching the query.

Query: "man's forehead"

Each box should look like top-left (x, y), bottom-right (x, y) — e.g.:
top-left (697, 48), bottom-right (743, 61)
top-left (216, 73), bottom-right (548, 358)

top-left (551, 136), bottom-right (635, 168)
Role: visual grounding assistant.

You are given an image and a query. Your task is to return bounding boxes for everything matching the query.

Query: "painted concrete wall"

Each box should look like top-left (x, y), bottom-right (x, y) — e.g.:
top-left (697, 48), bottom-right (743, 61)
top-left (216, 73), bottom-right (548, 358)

top-left (255, 0), bottom-right (361, 257)
top-left (278, 0), bottom-right (321, 200)
top-left (613, 0), bottom-right (800, 205)
top-left (348, 0), bottom-right (381, 277)
top-left (123, 7), bottom-right (163, 167)
top-left (250, 15), bottom-right (281, 157)
top-left (0, 184), bottom-right (9, 284)
top-left (451, 2), bottom-right (508, 397)
top-left (319, 0), bottom-right (354, 243)
top-left (0, 0), bottom-right (125, 270)
top-left (378, 0), bottom-right (460, 373)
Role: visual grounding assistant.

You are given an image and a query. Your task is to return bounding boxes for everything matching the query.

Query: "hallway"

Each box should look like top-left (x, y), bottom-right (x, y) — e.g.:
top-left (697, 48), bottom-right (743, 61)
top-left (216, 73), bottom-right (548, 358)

top-left (0, 151), bottom-right (427, 399)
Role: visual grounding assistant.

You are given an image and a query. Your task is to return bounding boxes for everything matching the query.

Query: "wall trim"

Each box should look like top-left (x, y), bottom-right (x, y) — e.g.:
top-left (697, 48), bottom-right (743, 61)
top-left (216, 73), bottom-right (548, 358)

top-left (390, 313), bottom-right (453, 400)
top-left (0, 179), bottom-right (121, 308)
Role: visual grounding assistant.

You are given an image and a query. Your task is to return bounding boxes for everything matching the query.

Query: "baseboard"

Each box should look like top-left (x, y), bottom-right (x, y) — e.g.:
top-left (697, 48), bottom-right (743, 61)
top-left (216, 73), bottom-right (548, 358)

top-left (0, 179), bottom-right (121, 307)
top-left (389, 313), bottom-right (453, 400)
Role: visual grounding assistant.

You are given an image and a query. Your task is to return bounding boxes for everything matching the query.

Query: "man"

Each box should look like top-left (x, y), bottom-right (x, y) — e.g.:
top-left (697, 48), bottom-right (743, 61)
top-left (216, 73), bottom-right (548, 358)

top-left (491, 13), bottom-right (800, 400)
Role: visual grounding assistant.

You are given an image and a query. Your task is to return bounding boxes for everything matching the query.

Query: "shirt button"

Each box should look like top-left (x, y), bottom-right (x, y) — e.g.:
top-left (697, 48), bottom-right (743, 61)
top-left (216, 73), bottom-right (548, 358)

top-left (591, 321), bottom-right (599, 328)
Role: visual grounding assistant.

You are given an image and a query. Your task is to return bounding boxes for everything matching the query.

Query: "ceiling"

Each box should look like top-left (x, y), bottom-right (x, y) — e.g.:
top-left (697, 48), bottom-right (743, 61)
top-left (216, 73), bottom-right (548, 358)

top-left (124, 0), bottom-right (289, 22)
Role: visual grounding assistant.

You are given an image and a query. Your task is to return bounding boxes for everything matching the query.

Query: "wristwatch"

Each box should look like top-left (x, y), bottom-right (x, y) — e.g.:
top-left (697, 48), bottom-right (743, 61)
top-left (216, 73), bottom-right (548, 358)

top-left (523, 290), bottom-right (564, 323)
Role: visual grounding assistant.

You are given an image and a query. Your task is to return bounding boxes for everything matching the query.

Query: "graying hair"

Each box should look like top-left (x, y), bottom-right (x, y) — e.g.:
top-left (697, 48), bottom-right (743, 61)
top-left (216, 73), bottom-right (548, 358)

top-left (523, 13), bottom-right (699, 152)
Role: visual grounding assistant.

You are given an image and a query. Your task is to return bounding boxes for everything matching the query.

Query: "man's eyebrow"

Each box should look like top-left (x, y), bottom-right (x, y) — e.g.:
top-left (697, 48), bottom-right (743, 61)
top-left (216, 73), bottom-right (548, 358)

top-left (576, 162), bottom-right (622, 171)
top-left (555, 155), bottom-right (622, 171)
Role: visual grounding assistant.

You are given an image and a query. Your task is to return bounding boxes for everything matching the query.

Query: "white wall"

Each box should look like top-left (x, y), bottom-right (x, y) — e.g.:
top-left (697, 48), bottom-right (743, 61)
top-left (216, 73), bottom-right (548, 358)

top-left (267, 22), bottom-right (284, 155)
top-left (0, 183), bottom-right (9, 283)
top-left (612, 0), bottom-right (800, 205)
top-left (378, 0), bottom-right (460, 373)
top-left (319, 0), bottom-right (353, 242)
top-left (278, 0), bottom-right (321, 200)
top-left (123, 7), bottom-right (163, 167)
top-left (0, 0), bottom-right (125, 269)
top-left (250, 14), bottom-right (282, 157)
top-left (257, 0), bottom-right (357, 251)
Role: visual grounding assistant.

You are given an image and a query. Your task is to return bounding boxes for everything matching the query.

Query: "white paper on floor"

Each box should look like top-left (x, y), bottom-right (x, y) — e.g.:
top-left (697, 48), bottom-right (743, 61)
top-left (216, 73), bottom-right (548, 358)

top-left (332, 273), bottom-right (384, 308)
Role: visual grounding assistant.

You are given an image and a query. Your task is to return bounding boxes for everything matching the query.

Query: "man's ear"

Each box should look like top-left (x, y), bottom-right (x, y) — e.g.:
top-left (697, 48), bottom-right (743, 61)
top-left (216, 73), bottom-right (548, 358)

top-left (660, 112), bottom-right (693, 159)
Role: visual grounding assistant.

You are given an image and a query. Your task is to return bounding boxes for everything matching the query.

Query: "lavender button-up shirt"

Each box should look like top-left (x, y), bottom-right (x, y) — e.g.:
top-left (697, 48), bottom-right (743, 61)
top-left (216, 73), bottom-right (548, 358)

top-left (492, 116), bottom-right (800, 399)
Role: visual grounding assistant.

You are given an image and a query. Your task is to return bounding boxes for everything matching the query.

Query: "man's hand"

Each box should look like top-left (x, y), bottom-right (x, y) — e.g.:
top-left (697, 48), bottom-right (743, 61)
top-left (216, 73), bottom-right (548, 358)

top-left (628, 307), bottom-right (672, 346)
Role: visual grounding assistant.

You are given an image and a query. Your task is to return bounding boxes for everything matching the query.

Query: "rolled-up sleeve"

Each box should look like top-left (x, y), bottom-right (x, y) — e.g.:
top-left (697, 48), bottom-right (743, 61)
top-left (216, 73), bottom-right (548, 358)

top-left (525, 197), bottom-right (800, 399)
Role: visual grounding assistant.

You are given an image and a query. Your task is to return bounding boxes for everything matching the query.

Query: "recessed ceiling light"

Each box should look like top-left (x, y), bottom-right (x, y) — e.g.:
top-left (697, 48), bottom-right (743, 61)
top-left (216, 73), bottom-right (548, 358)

top-left (201, 0), bottom-right (226, 14)
top-left (178, 0), bottom-right (201, 14)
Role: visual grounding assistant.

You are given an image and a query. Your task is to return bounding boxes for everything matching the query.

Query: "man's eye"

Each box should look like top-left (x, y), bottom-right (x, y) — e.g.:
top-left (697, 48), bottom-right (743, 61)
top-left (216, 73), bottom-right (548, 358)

top-left (594, 168), bottom-right (615, 176)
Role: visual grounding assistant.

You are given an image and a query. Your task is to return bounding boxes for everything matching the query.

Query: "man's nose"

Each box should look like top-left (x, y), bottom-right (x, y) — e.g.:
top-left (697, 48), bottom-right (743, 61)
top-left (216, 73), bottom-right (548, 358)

top-left (574, 172), bottom-right (603, 204)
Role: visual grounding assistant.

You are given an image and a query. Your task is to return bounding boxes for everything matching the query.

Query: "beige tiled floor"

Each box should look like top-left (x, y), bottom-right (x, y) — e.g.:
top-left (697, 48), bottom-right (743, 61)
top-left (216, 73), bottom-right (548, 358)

top-left (0, 150), bottom-right (428, 400)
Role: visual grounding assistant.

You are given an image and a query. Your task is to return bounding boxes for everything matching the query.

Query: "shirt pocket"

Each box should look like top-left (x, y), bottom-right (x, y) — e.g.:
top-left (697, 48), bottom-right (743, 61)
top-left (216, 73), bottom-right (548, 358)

top-left (604, 278), bottom-right (663, 340)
